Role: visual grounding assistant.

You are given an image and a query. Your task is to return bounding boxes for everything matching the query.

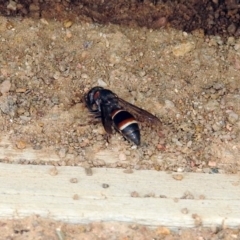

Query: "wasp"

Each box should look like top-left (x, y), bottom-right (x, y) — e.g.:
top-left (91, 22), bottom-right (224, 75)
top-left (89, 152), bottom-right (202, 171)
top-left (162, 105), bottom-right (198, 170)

top-left (84, 86), bottom-right (161, 146)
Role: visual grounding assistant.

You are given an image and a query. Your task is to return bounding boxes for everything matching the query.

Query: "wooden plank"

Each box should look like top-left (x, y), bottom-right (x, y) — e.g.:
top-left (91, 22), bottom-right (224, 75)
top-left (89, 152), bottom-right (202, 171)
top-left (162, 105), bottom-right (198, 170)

top-left (0, 163), bottom-right (239, 228)
top-left (0, 134), bottom-right (119, 164)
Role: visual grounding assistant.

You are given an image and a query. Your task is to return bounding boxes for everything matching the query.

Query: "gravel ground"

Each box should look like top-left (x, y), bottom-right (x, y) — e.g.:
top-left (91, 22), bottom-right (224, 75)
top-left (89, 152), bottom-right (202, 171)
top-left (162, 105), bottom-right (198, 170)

top-left (0, 0), bottom-right (240, 238)
top-left (1, 215), bottom-right (240, 240)
top-left (1, 15), bottom-right (240, 173)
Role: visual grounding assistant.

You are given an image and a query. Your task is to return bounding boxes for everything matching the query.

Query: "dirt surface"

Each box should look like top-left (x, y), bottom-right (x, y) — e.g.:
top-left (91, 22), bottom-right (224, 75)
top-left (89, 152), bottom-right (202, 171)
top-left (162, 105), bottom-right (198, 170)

top-left (1, 14), bottom-right (240, 173)
top-left (0, 215), bottom-right (239, 240)
top-left (0, 0), bottom-right (240, 239)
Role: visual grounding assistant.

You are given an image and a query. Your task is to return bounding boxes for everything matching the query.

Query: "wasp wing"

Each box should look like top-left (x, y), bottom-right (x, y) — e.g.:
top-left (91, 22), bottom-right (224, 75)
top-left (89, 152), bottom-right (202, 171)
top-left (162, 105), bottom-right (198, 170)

top-left (118, 98), bottom-right (161, 125)
top-left (100, 103), bottom-right (113, 134)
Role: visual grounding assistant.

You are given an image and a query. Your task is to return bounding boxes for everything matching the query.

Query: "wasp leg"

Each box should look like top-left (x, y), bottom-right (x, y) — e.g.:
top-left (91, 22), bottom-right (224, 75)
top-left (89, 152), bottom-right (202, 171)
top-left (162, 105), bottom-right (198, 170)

top-left (87, 118), bottom-right (101, 125)
top-left (78, 118), bottom-right (101, 128)
top-left (89, 109), bottom-right (99, 113)
top-left (104, 133), bottom-right (111, 144)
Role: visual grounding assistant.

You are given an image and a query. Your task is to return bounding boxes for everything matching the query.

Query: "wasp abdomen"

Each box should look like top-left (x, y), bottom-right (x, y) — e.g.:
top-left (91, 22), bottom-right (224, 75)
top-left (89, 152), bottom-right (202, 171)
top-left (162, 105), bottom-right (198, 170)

top-left (111, 109), bottom-right (140, 145)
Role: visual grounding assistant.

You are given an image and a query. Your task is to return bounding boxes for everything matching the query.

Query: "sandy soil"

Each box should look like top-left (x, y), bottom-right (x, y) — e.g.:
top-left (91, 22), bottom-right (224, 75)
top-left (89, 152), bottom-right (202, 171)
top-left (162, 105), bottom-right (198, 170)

top-left (1, 15), bottom-right (240, 173)
top-left (1, 215), bottom-right (240, 240)
top-left (0, 1), bottom-right (240, 238)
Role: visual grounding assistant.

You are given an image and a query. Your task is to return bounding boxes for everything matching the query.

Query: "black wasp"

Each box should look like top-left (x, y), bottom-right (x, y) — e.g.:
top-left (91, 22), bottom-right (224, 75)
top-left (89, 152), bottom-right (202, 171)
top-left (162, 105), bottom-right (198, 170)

top-left (84, 86), bottom-right (161, 146)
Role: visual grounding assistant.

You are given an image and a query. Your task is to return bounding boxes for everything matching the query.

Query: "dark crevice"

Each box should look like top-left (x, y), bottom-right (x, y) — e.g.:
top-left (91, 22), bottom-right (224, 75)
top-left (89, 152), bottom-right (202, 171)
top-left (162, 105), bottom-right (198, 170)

top-left (0, 0), bottom-right (240, 37)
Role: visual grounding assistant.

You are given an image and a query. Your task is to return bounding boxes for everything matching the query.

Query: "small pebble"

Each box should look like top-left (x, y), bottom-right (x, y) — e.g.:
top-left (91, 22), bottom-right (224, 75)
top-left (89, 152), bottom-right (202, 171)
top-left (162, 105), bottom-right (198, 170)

top-left (159, 195), bottom-right (167, 198)
top-left (66, 30), bottom-right (72, 39)
top-left (155, 226), bottom-right (170, 236)
top-left (59, 148), bottom-right (66, 158)
top-left (81, 73), bottom-right (89, 79)
top-left (138, 71), bottom-right (146, 77)
top-left (16, 140), bottom-right (26, 149)
top-left (186, 141), bottom-right (192, 147)
top-left (123, 169), bottom-right (133, 174)
top-left (208, 161), bottom-right (217, 167)
top-left (227, 23), bottom-right (237, 35)
top-left (19, 115), bottom-right (31, 122)
top-left (199, 195), bottom-right (206, 200)
top-left (211, 225), bottom-right (220, 234)
top-left (15, 88), bottom-right (27, 93)
top-left (164, 100), bottom-right (175, 108)
top-left (69, 178), bottom-right (78, 183)
top-left (118, 153), bottom-right (127, 161)
top-left (29, 3), bottom-right (40, 12)
top-left (181, 208), bottom-right (189, 214)
top-left (49, 167), bottom-right (58, 176)
top-left (172, 42), bottom-right (194, 57)
top-left (64, 20), bottom-right (73, 28)
top-left (157, 144), bottom-right (165, 151)
top-left (84, 167), bottom-right (93, 176)
top-left (152, 17), bottom-right (167, 29)
top-left (73, 194), bottom-right (79, 200)
top-left (53, 71), bottom-right (61, 80)
top-left (211, 168), bottom-right (219, 174)
top-left (40, 18), bottom-right (49, 25)
top-left (177, 167), bottom-right (184, 172)
top-left (192, 214), bottom-right (202, 226)
top-left (172, 174), bottom-right (184, 181)
top-left (181, 191), bottom-right (194, 199)
top-left (97, 78), bottom-right (107, 87)
top-left (212, 123), bottom-right (222, 132)
top-left (0, 80), bottom-right (11, 94)
top-left (6, 21), bottom-right (14, 30)
top-left (7, 0), bottom-right (17, 11)
top-left (203, 168), bottom-right (211, 173)
top-left (204, 100), bottom-right (219, 111)
top-left (227, 112), bottom-right (239, 124)
top-left (131, 191), bottom-right (139, 197)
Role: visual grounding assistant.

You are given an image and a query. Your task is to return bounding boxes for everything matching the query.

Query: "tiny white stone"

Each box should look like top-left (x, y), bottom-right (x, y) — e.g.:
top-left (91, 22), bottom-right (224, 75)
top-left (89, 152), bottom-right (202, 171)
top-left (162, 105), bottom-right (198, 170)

top-left (97, 78), bottom-right (107, 87)
top-left (0, 80), bottom-right (11, 94)
top-left (118, 153), bottom-right (127, 161)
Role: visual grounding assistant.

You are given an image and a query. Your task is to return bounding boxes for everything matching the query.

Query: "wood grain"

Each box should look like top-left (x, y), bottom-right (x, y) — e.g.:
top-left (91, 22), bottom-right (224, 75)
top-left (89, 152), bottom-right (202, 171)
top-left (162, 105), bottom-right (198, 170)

top-left (0, 163), bottom-right (239, 228)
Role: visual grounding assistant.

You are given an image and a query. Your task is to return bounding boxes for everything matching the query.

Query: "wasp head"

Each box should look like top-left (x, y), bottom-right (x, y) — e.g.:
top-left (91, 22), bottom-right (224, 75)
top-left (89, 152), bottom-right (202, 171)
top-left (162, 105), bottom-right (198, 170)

top-left (84, 86), bottom-right (104, 112)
